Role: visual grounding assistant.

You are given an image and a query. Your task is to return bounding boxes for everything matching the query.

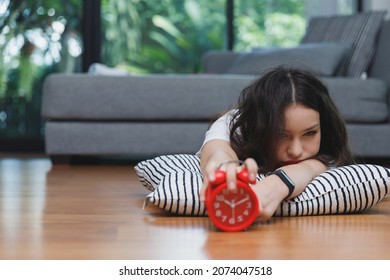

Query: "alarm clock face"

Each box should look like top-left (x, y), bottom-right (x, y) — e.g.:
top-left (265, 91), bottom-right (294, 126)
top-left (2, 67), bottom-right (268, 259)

top-left (207, 180), bottom-right (259, 232)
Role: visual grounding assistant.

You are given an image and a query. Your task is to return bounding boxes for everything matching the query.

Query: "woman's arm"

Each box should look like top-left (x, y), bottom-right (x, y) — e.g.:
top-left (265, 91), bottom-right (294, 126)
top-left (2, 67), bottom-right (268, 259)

top-left (199, 139), bottom-right (259, 201)
top-left (275, 159), bottom-right (330, 198)
top-left (200, 139), bottom-right (237, 201)
top-left (200, 140), bottom-right (329, 221)
top-left (252, 159), bottom-right (329, 221)
top-left (199, 111), bottom-right (258, 189)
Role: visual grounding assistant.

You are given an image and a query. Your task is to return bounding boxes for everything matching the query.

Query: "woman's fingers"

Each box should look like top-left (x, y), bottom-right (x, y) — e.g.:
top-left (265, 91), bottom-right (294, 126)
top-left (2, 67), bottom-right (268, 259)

top-left (243, 158), bottom-right (258, 183)
top-left (201, 158), bottom-right (258, 199)
top-left (225, 162), bottom-right (238, 190)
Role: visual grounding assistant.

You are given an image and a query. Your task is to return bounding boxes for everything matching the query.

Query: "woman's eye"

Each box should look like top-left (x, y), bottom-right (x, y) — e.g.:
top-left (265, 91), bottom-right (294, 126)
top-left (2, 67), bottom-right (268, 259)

top-left (305, 130), bottom-right (318, 136)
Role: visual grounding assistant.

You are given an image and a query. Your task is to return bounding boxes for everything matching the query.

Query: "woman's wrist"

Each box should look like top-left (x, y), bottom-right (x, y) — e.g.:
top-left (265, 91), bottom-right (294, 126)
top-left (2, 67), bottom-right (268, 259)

top-left (252, 178), bottom-right (288, 220)
top-left (263, 175), bottom-right (290, 200)
top-left (266, 169), bottom-right (295, 200)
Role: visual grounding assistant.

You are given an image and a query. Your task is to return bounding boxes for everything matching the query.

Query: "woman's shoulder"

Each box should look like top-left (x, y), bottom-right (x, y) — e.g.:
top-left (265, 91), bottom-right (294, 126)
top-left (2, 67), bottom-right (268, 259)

top-left (225, 109), bottom-right (239, 120)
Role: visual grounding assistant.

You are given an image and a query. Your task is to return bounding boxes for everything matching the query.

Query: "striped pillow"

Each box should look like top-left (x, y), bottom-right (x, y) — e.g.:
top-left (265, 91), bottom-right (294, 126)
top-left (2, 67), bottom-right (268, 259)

top-left (301, 11), bottom-right (386, 77)
top-left (135, 154), bottom-right (390, 216)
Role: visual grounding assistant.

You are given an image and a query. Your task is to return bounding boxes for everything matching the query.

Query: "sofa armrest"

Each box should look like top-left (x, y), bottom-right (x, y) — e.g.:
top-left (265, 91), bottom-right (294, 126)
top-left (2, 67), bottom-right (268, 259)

top-left (201, 50), bottom-right (240, 74)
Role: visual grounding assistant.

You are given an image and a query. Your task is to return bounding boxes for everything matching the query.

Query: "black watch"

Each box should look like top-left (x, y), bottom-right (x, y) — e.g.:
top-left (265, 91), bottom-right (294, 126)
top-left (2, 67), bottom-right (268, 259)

top-left (267, 169), bottom-right (296, 200)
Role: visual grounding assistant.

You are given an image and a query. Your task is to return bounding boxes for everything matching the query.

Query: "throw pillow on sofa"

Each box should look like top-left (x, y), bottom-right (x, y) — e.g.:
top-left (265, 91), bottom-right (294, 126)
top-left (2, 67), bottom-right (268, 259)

top-left (301, 11), bottom-right (386, 78)
top-left (135, 154), bottom-right (390, 216)
top-left (224, 42), bottom-right (351, 77)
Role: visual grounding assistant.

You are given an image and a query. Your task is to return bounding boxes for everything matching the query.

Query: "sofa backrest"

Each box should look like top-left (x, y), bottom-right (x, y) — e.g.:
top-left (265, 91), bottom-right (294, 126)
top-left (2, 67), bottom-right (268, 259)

top-left (369, 20), bottom-right (390, 89)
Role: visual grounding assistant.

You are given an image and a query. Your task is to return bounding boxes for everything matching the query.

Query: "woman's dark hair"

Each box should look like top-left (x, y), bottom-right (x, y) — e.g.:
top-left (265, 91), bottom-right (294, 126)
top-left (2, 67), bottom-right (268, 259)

top-left (230, 66), bottom-right (355, 173)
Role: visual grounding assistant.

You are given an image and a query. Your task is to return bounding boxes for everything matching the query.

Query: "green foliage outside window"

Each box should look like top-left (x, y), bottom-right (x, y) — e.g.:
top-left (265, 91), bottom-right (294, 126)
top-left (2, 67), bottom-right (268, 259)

top-left (101, 0), bottom-right (227, 74)
top-left (101, 0), bottom-right (306, 74)
top-left (234, 0), bottom-right (305, 50)
top-left (0, 0), bottom-right (81, 139)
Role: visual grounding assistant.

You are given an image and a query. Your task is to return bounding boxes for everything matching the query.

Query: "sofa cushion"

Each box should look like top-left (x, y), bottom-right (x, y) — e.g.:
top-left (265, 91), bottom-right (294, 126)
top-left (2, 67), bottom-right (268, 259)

top-left (369, 20), bottom-right (390, 88)
top-left (347, 125), bottom-right (390, 157)
top-left (301, 11), bottom-right (386, 78)
top-left (322, 77), bottom-right (388, 123)
top-left (42, 74), bottom-right (254, 121)
top-left (43, 74), bottom-right (388, 124)
top-left (224, 42), bottom-right (351, 76)
top-left (135, 154), bottom-right (390, 216)
top-left (44, 122), bottom-right (209, 156)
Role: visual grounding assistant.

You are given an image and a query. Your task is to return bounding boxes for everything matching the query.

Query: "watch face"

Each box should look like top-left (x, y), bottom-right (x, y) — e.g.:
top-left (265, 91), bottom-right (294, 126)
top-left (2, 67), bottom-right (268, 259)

top-left (207, 181), bottom-right (258, 232)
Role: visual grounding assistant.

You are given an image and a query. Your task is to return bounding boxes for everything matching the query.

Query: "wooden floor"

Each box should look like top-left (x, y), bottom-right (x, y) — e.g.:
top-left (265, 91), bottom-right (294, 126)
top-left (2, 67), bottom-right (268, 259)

top-left (1, 155), bottom-right (390, 260)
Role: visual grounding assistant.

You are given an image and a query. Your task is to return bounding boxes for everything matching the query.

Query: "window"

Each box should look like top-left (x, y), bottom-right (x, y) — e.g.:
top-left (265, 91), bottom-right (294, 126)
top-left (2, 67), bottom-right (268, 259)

top-left (101, 0), bottom-right (226, 74)
top-left (100, 0), bottom-right (356, 73)
top-left (0, 0), bottom-right (82, 151)
top-left (0, 0), bottom-right (357, 152)
top-left (233, 0), bottom-right (306, 51)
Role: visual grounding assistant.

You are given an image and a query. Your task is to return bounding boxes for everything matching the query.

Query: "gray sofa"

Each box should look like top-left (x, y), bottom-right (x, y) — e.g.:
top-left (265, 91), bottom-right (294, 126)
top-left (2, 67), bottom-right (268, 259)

top-left (41, 19), bottom-right (390, 163)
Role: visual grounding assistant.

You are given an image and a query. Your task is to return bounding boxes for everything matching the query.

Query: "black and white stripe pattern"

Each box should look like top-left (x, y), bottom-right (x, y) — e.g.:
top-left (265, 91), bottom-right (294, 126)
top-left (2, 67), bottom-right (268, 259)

top-left (275, 164), bottom-right (390, 216)
top-left (301, 11), bottom-right (386, 77)
top-left (135, 154), bottom-right (201, 192)
top-left (135, 154), bottom-right (205, 216)
top-left (135, 154), bottom-right (390, 217)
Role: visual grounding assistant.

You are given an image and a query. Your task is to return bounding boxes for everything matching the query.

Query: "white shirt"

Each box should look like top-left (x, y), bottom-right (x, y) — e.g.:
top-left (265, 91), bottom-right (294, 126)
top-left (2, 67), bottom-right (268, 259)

top-left (196, 110), bottom-right (238, 157)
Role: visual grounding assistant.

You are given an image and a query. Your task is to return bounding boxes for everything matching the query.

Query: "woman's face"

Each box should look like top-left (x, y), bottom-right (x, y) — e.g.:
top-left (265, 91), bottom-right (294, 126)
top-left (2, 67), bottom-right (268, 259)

top-left (276, 103), bottom-right (321, 166)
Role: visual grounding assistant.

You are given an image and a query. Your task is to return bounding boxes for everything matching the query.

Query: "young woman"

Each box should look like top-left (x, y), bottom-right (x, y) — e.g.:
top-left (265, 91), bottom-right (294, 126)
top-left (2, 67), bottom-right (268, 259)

top-left (198, 66), bottom-right (355, 221)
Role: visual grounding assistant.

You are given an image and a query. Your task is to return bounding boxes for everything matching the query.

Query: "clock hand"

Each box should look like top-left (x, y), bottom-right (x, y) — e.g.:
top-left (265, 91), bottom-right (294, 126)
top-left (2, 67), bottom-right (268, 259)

top-left (235, 196), bottom-right (249, 206)
top-left (222, 199), bottom-right (233, 208)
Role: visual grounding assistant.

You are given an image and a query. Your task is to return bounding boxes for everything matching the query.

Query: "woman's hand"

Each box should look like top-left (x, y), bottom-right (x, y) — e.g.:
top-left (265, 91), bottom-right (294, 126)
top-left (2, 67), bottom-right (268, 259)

top-left (201, 156), bottom-right (280, 222)
top-left (251, 178), bottom-right (289, 222)
top-left (252, 158), bottom-right (330, 221)
top-left (199, 139), bottom-right (272, 221)
top-left (200, 139), bottom-right (329, 222)
top-left (200, 158), bottom-right (259, 202)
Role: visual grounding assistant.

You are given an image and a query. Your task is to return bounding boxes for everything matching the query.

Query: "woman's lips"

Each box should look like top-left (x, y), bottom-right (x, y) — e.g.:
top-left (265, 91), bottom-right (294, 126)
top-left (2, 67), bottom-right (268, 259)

top-left (280, 160), bottom-right (303, 166)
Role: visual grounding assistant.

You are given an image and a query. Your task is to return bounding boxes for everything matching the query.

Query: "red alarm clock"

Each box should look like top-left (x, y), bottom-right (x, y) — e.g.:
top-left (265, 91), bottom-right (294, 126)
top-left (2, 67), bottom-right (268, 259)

top-left (205, 169), bottom-right (259, 232)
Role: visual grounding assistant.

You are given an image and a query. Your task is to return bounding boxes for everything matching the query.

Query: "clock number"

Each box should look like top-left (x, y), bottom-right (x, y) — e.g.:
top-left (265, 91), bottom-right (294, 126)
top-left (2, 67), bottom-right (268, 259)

top-left (213, 202), bottom-right (220, 209)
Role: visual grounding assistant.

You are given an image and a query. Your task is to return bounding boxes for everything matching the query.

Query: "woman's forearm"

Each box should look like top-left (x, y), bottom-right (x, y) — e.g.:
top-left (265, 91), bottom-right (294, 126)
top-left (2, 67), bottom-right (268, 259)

top-left (252, 158), bottom-right (329, 220)
top-left (200, 140), bottom-right (238, 175)
top-left (267, 159), bottom-right (330, 199)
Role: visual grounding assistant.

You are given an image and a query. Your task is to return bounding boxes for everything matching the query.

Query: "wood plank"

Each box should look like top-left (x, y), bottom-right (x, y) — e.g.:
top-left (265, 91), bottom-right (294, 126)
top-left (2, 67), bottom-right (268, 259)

top-left (1, 157), bottom-right (390, 259)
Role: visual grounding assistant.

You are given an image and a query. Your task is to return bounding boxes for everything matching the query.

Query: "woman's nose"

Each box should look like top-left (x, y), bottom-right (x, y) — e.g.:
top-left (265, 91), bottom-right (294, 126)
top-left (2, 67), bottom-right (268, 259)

top-left (287, 139), bottom-right (303, 158)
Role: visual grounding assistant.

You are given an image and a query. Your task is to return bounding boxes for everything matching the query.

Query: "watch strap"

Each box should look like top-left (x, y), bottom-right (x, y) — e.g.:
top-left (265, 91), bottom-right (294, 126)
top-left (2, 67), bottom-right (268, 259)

top-left (267, 169), bottom-right (295, 200)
